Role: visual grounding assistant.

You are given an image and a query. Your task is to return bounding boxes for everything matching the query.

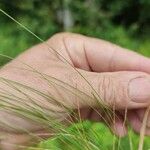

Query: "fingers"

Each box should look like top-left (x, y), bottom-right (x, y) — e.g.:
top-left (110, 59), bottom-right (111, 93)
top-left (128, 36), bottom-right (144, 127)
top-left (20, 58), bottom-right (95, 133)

top-left (110, 114), bottom-right (128, 137)
top-left (128, 110), bottom-right (150, 135)
top-left (48, 33), bottom-right (150, 137)
top-left (72, 108), bottom-right (128, 137)
top-left (84, 37), bottom-right (150, 73)
top-left (136, 109), bottom-right (150, 128)
top-left (61, 69), bottom-right (150, 109)
top-left (48, 33), bottom-right (150, 73)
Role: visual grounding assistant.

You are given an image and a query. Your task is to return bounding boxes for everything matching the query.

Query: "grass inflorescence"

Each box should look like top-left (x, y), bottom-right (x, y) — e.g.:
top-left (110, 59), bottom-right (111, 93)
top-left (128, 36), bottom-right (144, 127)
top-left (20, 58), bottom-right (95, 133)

top-left (0, 8), bottom-right (150, 150)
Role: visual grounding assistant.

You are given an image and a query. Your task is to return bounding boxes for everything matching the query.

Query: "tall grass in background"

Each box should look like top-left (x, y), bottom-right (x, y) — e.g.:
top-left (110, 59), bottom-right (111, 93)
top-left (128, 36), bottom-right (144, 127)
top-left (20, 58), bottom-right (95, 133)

top-left (0, 8), bottom-right (150, 150)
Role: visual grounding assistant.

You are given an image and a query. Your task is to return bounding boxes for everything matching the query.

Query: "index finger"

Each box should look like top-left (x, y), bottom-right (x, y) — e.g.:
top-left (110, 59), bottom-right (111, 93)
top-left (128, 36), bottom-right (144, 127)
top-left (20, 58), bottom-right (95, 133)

top-left (48, 33), bottom-right (150, 73)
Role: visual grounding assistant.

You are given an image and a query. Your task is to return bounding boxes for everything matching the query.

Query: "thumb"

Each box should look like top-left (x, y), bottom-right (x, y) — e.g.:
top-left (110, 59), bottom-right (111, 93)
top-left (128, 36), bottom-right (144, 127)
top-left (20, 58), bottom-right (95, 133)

top-left (68, 70), bottom-right (150, 109)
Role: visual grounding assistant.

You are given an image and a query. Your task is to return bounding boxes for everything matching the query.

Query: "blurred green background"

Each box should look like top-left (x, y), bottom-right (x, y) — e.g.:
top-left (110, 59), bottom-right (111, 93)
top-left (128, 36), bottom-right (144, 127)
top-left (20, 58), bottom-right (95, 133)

top-left (0, 0), bottom-right (150, 66)
top-left (0, 0), bottom-right (150, 149)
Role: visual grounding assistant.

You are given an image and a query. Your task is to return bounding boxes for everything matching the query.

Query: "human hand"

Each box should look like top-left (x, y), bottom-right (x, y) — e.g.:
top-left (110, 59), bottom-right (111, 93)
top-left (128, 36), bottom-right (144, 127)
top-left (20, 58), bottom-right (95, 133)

top-left (0, 33), bottom-right (150, 149)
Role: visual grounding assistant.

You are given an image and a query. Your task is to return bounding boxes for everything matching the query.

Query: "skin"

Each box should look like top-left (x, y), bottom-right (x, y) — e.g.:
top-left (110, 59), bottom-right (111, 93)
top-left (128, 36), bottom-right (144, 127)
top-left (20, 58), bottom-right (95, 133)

top-left (0, 33), bottom-right (150, 149)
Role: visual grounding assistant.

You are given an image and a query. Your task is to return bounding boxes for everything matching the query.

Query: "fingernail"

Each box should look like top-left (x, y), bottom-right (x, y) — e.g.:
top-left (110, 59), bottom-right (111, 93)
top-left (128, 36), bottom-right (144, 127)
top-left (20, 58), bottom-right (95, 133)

top-left (129, 77), bottom-right (150, 103)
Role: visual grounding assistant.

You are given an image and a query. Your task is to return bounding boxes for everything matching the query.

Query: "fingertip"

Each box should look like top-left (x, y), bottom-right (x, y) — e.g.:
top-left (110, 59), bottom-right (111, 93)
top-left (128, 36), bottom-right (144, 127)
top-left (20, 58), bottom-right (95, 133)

top-left (111, 116), bottom-right (128, 137)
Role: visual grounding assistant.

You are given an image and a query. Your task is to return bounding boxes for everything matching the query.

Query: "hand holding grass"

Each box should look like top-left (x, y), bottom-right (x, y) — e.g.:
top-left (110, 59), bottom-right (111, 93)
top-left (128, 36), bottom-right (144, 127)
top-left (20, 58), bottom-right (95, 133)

top-left (0, 33), bottom-right (150, 149)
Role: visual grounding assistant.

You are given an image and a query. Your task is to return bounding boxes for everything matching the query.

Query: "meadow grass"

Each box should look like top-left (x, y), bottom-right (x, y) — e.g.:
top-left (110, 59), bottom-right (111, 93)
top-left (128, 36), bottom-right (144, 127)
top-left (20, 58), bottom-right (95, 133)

top-left (0, 9), bottom-right (150, 150)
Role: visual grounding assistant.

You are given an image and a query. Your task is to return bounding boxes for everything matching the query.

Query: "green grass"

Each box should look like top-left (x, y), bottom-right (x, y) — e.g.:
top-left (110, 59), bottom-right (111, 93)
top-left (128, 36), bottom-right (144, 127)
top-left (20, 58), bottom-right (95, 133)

top-left (37, 122), bottom-right (150, 150)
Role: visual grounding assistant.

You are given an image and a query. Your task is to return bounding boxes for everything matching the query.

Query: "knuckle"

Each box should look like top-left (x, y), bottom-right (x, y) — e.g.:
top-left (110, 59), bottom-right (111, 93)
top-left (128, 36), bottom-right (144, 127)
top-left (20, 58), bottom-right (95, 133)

top-left (49, 32), bottom-right (74, 41)
top-left (48, 32), bottom-right (84, 43)
top-left (99, 74), bottom-right (114, 106)
top-left (99, 74), bottom-right (128, 108)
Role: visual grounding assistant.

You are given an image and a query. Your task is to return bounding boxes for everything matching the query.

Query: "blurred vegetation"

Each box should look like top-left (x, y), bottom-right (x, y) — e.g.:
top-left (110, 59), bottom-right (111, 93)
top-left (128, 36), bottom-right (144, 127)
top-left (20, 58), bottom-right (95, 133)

top-left (37, 122), bottom-right (150, 150)
top-left (0, 0), bottom-right (150, 150)
top-left (0, 0), bottom-right (150, 66)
